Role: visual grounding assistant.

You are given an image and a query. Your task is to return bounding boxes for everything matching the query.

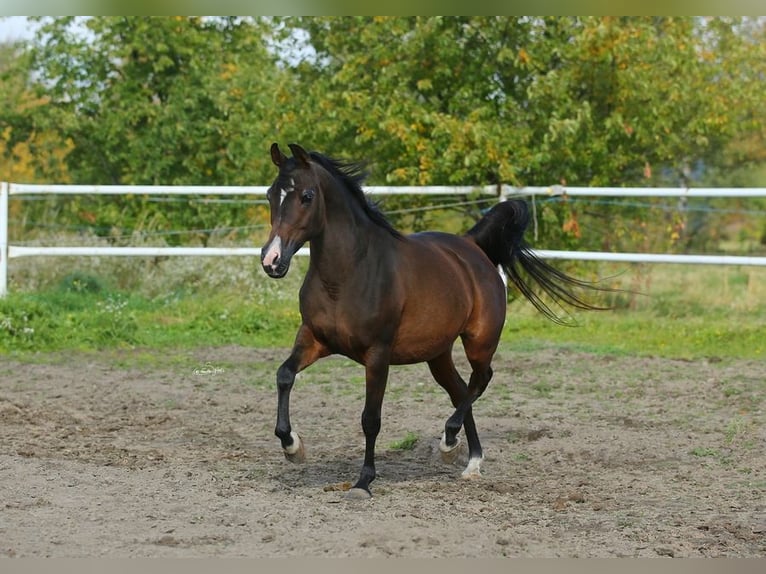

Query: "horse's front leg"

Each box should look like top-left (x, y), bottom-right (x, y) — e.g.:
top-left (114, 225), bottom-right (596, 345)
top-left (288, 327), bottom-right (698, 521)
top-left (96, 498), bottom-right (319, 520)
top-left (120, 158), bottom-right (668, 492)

top-left (275, 325), bottom-right (328, 462)
top-left (347, 349), bottom-right (391, 499)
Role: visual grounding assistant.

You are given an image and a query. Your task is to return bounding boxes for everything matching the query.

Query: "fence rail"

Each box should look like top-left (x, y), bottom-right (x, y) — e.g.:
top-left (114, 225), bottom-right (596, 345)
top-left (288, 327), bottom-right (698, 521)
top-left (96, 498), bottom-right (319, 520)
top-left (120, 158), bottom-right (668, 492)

top-left (2, 182), bottom-right (766, 297)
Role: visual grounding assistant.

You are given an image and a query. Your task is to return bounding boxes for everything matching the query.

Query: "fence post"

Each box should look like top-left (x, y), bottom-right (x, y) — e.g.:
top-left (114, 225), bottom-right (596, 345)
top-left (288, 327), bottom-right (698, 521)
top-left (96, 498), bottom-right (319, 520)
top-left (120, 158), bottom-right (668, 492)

top-left (0, 181), bottom-right (8, 297)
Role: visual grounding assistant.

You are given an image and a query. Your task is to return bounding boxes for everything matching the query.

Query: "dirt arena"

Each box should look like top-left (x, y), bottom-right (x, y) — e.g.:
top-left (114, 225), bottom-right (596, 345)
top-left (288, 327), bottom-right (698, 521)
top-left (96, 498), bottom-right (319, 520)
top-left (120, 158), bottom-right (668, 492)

top-left (1, 345), bottom-right (764, 557)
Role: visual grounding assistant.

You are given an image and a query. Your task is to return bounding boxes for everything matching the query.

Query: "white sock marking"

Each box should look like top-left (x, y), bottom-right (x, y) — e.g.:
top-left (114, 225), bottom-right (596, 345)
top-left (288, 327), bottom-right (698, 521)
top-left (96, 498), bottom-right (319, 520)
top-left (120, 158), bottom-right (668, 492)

top-left (462, 456), bottom-right (484, 478)
top-left (284, 431), bottom-right (301, 455)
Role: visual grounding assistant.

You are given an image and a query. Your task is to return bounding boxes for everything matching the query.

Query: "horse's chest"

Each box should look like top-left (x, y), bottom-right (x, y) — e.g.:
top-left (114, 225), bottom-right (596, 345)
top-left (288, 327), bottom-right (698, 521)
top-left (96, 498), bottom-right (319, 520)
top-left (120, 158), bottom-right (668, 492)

top-left (301, 294), bottom-right (394, 356)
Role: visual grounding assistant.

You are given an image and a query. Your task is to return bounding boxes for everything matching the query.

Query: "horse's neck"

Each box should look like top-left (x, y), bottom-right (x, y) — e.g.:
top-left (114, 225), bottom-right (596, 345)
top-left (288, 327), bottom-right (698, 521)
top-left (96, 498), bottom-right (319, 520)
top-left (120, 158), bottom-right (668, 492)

top-left (309, 195), bottom-right (395, 285)
top-left (310, 217), bottom-right (383, 269)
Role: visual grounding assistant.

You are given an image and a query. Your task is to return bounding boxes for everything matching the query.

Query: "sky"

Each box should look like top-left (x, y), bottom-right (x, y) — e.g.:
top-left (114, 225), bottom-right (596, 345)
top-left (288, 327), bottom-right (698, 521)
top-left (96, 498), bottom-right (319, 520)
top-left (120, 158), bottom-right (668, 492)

top-left (0, 16), bottom-right (36, 42)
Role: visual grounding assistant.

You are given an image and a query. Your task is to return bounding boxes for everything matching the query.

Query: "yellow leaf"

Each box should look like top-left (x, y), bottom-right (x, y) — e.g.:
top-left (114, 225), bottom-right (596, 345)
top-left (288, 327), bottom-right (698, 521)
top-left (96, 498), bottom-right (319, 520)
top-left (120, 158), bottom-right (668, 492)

top-left (416, 78), bottom-right (432, 91)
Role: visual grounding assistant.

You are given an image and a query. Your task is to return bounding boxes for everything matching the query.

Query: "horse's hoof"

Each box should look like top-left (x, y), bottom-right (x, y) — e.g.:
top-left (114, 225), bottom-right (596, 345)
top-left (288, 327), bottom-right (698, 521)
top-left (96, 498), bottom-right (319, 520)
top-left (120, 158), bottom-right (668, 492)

top-left (345, 487), bottom-right (372, 501)
top-left (283, 432), bottom-right (306, 463)
top-left (460, 456), bottom-right (484, 480)
top-left (439, 434), bottom-right (464, 465)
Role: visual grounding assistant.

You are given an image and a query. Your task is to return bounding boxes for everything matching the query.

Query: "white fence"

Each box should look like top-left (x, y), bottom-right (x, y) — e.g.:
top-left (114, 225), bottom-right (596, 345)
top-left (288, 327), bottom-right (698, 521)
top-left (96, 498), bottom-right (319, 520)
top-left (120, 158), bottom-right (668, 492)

top-left (2, 181), bottom-right (766, 297)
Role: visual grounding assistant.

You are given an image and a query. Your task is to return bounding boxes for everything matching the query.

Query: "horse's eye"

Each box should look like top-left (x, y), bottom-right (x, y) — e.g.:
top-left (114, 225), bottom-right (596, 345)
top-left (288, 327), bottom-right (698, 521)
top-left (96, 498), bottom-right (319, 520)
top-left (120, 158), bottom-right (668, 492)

top-left (301, 189), bottom-right (315, 205)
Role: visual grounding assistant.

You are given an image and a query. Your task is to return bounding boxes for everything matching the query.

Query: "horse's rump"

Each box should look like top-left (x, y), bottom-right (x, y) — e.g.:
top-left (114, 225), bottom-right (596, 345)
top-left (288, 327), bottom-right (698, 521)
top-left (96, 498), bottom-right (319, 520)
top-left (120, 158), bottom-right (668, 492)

top-left (387, 232), bottom-right (507, 364)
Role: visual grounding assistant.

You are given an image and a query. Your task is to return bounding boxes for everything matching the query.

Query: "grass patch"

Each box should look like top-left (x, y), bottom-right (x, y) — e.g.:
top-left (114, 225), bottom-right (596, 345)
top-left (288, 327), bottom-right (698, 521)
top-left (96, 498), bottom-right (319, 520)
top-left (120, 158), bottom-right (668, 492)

top-left (530, 381), bottom-right (555, 398)
top-left (501, 263), bottom-right (766, 360)
top-left (2, 259), bottom-right (765, 360)
top-left (388, 431), bottom-right (419, 451)
top-left (501, 310), bottom-right (765, 360)
top-left (0, 287), bottom-right (298, 353)
top-left (690, 446), bottom-right (719, 458)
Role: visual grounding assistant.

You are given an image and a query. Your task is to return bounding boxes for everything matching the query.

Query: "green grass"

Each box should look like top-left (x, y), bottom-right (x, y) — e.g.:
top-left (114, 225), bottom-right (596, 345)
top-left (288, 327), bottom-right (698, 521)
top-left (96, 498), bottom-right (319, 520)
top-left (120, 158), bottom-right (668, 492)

top-left (689, 446), bottom-right (720, 458)
top-left (1, 260), bottom-right (765, 360)
top-left (501, 263), bottom-right (766, 360)
top-left (501, 309), bottom-right (765, 360)
top-left (0, 288), bottom-right (299, 353)
top-left (388, 431), bottom-right (419, 451)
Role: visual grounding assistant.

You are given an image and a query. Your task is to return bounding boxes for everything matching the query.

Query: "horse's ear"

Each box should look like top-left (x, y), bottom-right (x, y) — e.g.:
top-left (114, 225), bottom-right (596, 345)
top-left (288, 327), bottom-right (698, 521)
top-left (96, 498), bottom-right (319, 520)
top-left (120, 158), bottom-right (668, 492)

top-left (270, 143), bottom-right (288, 167)
top-left (288, 143), bottom-right (311, 168)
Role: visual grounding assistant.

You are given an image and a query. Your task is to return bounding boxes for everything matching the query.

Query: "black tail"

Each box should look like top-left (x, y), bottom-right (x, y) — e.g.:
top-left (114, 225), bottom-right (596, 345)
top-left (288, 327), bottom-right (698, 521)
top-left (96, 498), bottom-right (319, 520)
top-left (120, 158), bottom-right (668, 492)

top-left (466, 199), bottom-right (611, 325)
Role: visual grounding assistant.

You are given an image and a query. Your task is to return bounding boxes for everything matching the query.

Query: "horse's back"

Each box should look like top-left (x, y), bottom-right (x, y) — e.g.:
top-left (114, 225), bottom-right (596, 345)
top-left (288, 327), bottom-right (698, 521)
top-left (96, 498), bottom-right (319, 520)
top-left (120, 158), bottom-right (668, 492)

top-left (404, 231), bottom-right (504, 291)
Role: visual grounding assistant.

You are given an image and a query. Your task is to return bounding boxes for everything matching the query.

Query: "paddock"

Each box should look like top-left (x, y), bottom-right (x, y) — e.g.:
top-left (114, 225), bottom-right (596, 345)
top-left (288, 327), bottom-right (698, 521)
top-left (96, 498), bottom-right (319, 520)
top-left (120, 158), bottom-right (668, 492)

top-left (2, 345), bottom-right (763, 557)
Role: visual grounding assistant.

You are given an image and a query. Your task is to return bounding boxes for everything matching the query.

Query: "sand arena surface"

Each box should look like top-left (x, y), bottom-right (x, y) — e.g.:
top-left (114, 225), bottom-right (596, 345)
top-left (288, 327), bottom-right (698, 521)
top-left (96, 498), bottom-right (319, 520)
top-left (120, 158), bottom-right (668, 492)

top-left (1, 346), bottom-right (764, 557)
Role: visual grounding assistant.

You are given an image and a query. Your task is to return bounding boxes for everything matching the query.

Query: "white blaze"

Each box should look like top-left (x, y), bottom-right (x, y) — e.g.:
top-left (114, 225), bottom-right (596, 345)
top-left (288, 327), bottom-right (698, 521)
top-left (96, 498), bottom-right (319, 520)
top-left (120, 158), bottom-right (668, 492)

top-left (279, 180), bottom-right (295, 207)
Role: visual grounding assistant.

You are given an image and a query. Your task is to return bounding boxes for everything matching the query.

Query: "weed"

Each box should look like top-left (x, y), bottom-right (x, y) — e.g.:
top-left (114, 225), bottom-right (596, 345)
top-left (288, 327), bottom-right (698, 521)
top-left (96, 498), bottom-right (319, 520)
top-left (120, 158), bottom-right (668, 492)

top-left (59, 272), bottom-right (105, 294)
top-left (389, 431), bottom-right (419, 451)
top-left (690, 446), bottom-right (719, 458)
top-left (531, 381), bottom-right (554, 398)
top-left (724, 416), bottom-right (752, 445)
top-left (722, 385), bottom-right (742, 398)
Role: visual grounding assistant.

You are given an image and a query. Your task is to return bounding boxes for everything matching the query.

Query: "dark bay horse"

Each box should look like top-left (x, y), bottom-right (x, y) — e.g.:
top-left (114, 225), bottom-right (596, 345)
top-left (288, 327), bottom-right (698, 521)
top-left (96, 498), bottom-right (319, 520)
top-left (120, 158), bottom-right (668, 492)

top-left (261, 143), bottom-right (605, 498)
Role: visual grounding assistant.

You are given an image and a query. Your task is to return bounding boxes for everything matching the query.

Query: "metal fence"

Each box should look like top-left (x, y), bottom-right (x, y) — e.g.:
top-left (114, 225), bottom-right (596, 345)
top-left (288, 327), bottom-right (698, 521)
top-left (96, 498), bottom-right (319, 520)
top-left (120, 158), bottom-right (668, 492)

top-left (2, 181), bottom-right (766, 296)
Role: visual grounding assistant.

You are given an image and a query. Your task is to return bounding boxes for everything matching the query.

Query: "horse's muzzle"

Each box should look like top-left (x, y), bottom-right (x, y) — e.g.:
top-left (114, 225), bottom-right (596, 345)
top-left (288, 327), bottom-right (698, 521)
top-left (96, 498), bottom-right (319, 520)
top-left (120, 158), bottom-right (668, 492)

top-left (263, 259), bottom-right (290, 278)
top-left (261, 253), bottom-right (291, 278)
top-left (261, 235), bottom-right (293, 278)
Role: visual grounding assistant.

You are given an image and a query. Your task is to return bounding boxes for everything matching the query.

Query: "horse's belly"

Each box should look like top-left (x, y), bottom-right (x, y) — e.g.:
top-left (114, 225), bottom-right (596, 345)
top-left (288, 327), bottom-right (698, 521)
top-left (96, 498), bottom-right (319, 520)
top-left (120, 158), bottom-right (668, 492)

top-left (389, 340), bottom-right (454, 365)
top-left (389, 313), bottom-right (467, 364)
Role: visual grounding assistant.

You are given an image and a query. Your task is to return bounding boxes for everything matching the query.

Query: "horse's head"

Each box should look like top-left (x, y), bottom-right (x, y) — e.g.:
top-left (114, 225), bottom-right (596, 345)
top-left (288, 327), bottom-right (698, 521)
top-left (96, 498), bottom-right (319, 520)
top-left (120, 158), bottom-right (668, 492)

top-left (261, 143), bottom-right (326, 278)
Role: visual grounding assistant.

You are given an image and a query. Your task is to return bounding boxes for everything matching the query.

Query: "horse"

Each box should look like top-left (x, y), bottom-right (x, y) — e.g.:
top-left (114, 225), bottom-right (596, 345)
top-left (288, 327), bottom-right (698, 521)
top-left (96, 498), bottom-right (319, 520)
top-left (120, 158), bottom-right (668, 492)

top-left (260, 143), bottom-right (606, 499)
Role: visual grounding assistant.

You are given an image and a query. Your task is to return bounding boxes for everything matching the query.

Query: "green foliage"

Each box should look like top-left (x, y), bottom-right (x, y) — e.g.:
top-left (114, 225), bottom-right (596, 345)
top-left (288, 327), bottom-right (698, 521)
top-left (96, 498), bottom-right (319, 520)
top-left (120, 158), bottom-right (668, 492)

top-left (58, 272), bottom-right (105, 294)
top-left (0, 41), bottom-right (72, 199)
top-left (1, 16), bottom-right (764, 254)
top-left (274, 16), bottom-right (766, 249)
top-left (389, 431), bottom-right (419, 451)
top-left (4, 17), bottom-right (287, 243)
top-left (289, 16), bottom-right (747, 182)
top-left (26, 17), bottom-right (282, 186)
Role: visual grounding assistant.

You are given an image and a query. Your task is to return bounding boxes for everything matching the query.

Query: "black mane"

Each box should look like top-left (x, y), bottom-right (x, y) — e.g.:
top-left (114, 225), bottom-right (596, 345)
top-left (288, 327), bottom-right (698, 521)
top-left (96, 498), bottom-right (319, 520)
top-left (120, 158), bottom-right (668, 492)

top-left (309, 151), bottom-right (403, 239)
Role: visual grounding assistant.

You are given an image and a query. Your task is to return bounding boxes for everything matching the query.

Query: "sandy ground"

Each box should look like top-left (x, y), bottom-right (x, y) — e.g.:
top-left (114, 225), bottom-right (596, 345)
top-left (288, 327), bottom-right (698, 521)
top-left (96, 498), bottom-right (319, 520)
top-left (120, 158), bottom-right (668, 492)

top-left (1, 345), bottom-right (764, 557)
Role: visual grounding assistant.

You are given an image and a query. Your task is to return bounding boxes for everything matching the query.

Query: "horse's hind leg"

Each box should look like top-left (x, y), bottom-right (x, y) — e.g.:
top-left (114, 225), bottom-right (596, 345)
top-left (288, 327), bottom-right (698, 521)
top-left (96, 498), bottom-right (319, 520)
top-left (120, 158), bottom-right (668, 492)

top-left (443, 336), bottom-right (497, 479)
top-left (427, 350), bottom-right (483, 471)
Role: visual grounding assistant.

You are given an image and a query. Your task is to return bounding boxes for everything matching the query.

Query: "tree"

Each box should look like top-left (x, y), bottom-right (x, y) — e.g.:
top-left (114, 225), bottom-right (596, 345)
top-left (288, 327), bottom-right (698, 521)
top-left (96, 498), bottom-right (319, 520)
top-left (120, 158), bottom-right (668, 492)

top-left (14, 17), bottom-right (290, 243)
top-left (4, 17), bottom-right (763, 253)
top-left (1, 40), bottom-right (72, 239)
top-left (25, 16), bottom-right (285, 186)
top-left (1, 41), bottom-right (70, 184)
top-left (278, 16), bottom-right (765, 250)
